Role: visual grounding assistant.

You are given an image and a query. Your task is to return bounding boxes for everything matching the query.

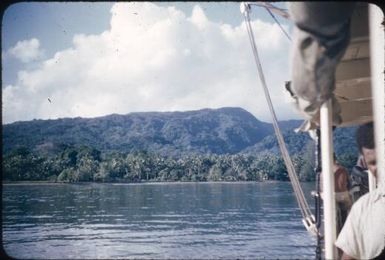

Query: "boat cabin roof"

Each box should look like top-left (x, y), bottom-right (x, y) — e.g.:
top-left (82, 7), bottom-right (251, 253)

top-left (335, 3), bottom-right (372, 127)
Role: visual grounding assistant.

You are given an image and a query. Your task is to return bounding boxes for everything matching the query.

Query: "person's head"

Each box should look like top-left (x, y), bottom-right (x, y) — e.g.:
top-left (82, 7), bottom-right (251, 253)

top-left (356, 122), bottom-right (376, 177)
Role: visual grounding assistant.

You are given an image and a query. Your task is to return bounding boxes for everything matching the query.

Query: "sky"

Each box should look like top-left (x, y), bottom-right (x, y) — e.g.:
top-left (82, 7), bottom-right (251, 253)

top-left (2, 2), bottom-right (302, 124)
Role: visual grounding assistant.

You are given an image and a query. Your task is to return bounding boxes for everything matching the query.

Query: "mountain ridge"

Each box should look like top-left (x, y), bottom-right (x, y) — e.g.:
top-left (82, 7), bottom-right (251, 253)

top-left (3, 107), bottom-right (356, 158)
top-left (3, 107), bottom-right (274, 156)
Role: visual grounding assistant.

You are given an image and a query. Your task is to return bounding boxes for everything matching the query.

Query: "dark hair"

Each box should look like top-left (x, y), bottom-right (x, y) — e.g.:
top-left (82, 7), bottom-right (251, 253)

top-left (356, 122), bottom-right (375, 153)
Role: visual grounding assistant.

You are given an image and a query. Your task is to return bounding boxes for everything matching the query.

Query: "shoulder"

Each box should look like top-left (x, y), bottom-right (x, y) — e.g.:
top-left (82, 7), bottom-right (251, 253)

top-left (334, 164), bottom-right (349, 180)
top-left (335, 164), bottom-right (349, 174)
top-left (350, 188), bottom-right (382, 214)
top-left (335, 188), bottom-right (385, 258)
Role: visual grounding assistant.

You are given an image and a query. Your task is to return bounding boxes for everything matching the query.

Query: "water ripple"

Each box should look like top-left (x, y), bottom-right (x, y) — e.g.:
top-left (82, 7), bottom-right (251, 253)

top-left (3, 182), bottom-right (315, 259)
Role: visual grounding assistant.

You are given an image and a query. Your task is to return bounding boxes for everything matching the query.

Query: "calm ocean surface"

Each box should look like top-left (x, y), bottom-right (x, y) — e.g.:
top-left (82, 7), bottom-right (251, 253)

top-left (3, 182), bottom-right (316, 259)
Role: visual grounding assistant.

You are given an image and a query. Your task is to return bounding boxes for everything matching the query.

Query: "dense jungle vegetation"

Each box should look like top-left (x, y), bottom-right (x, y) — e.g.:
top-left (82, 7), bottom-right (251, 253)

top-left (3, 145), bottom-right (357, 183)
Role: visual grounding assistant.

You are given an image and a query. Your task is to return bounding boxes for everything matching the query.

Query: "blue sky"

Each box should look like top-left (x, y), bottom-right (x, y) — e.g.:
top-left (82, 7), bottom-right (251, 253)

top-left (2, 2), bottom-right (299, 124)
top-left (3, 2), bottom-right (114, 86)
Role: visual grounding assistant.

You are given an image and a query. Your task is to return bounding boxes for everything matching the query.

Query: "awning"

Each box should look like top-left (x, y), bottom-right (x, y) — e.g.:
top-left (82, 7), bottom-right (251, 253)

top-left (334, 3), bottom-right (372, 127)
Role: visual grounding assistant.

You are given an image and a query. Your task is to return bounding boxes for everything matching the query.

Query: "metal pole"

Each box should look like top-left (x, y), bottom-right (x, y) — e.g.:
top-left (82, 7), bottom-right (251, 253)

top-left (314, 128), bottom-right (322, 260)
top-left (368, 171), bottom-right (377, 191)
top-left (369, 3), bottom-right (385, 188)
top-left (320, 99), bottom-right (337, 259)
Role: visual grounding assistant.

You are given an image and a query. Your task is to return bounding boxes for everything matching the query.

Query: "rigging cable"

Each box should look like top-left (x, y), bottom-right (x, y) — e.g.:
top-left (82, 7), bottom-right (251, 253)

top-left (240, 2), bottom-right (317, 236)
top-left (264, 7), bottom-right (292, 42)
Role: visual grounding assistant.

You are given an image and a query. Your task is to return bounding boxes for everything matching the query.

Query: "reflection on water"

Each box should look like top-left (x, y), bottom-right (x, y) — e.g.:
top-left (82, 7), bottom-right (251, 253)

top-left (3, 182), bottom-right (315, 259)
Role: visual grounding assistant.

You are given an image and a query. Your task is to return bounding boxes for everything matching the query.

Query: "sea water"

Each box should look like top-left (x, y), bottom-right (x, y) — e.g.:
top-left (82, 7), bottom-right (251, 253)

top-left (2, 182), bottom-right (316, 259)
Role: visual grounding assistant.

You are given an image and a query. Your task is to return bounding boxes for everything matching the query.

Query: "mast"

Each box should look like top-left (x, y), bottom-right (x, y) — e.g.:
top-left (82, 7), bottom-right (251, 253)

top-left (369, 4), bottom-right (385, 188)
top-left (320, 100), bottom-right (337, 259)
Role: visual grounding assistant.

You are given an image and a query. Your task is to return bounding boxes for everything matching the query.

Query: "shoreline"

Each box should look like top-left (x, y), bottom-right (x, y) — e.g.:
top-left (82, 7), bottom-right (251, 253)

top-left (2, 179), bottom-right (298, 185)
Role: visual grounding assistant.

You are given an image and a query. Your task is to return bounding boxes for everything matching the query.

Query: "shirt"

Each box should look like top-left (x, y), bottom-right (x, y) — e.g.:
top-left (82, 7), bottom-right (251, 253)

top-left (335, 187), bottom-right (385, 259)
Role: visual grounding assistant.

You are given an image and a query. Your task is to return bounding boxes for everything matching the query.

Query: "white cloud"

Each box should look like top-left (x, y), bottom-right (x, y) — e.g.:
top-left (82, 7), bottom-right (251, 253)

top-left (2, 2), bottom-right (301, 124)
top-left (7, 38), bottom-right (44, 63)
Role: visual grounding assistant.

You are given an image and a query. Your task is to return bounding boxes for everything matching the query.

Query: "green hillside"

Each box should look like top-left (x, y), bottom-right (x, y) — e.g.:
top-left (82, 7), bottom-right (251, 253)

top-left (3, 107), bottom-right (358, 183)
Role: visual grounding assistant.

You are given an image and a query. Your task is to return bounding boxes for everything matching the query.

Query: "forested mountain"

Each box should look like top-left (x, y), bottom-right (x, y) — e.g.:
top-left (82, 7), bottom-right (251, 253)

top-left (3, 107), bottom-right (273, 156)
top-left (3, 107), bottom-right (359, 183)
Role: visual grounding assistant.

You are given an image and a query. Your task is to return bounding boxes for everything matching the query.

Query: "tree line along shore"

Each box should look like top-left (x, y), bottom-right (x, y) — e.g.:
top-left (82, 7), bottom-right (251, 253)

top-left (3, 145), bottom-right (357, 183)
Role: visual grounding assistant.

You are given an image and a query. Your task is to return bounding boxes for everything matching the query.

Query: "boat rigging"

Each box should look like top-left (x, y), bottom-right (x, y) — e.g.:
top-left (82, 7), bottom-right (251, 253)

top-left (240, 2), bottom-right (384, 259)
top-left (240, 2), bottom-right (318, 237)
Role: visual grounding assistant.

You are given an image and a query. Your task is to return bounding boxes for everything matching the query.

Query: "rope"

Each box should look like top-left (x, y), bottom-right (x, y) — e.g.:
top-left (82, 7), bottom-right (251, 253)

top-left (264, 7), bottom-right (292, 42)
top-left (247, 2), bottom-right (290, 20)
top-left (242, 3), bottom-right (316, 231)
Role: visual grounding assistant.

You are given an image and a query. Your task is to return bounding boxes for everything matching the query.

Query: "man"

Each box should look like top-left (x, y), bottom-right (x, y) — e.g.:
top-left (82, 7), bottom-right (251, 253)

top-left (350, 155), bottom-right (369, 202)
top-left (335, 122), bottom-right (385, 259)
top-left (350, 151), bottom-right (370, 203)
top-left (355, 123), bottom-right (377, 178)
top-left (332, 157), bottom-right (352, 235)
top-left (320, 154), bottom-right (352, 235)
